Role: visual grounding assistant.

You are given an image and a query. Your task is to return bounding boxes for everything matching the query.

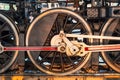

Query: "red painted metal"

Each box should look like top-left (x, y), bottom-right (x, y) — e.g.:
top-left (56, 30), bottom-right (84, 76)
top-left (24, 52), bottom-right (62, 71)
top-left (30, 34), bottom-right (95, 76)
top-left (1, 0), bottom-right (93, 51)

top-left (2, 44), bottom-right (120, 52)
top-left (4, 46), bottom-right (57, 51)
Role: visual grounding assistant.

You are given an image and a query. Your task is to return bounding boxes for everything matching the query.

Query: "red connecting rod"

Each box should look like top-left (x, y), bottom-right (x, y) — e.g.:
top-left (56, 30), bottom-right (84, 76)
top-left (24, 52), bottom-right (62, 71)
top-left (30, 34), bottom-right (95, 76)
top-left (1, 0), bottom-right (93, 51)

top-left (85, 44), bottom-right (120, 52)
top-left (2, 44), bottom-right (120, 52)
top-left (4, 46), bottom-right (57, 51)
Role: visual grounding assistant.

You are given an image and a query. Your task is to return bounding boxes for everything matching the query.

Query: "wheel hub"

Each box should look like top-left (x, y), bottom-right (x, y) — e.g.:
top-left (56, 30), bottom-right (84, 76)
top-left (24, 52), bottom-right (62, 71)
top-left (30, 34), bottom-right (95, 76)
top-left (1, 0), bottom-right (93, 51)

top-left (51, 35), bottom-right (66, 53)
top-left (51, 35), bottom-right (62, 46)
top-left (51, 34), bottom-right (87, 56)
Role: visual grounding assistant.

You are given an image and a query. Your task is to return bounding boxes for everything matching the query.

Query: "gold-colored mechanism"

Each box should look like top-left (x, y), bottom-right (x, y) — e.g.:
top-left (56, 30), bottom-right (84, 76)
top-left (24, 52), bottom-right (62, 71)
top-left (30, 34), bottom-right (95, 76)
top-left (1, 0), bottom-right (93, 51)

top-left (66, 41), bottom-right (87, 56)
top-left (51, 30), bottom-right (88, 56)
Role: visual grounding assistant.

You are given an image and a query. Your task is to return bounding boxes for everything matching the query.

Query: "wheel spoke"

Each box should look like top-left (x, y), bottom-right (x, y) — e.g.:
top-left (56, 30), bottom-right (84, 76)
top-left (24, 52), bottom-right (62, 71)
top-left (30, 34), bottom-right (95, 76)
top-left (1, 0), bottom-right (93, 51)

top-left (0, 33), bottom-right (14, 39)
top-left (2, 41), bottom-right (15, 46)
top-left (4, 52), bottom-right (13, 58)
top-left (49, 52), bottom-right (57, 70)
top-left (113, 53), bottom-right (120, 63)
top-left (38, 51), bottom-right (52, 64)
top-left (68, 21), bottom-right (80, 33)
top-left (60, 53), bottom-right (64, 72)
top-left (63, 15), bottom-right (69, 29)
top-left (65, 54), bottom-right (74, 68)
top-left (0, 22), bottom-right (7, 33)
top-left (115, 29), bottom-right (120, 35)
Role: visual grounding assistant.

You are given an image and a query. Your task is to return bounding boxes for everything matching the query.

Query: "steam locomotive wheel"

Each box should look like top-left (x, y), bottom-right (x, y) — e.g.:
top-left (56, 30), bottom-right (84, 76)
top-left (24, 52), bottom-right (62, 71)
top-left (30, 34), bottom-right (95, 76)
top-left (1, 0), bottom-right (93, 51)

top-left (0, 13), bottom-right (19, 73)
top-left (101, 18), bottom-right (120, 72)
top-left (26, 8), bottom-right (92, 75)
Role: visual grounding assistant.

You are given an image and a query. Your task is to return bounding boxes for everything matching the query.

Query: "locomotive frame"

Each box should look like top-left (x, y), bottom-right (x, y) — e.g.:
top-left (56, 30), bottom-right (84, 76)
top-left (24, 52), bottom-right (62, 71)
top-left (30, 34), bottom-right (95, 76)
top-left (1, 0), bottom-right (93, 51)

top-left (0, 0), bottom-right (120, 76)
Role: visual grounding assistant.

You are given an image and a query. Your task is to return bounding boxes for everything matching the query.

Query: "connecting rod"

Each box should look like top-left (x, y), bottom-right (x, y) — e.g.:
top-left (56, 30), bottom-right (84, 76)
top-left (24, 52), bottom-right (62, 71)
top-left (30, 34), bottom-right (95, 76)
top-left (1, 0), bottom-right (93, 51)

top-left (66, 34), bottom-right (120, 40)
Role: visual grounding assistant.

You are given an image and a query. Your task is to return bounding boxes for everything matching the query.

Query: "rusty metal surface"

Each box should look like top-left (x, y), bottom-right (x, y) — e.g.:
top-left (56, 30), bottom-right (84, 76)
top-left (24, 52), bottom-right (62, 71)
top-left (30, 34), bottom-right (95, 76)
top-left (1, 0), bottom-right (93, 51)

top-left (1, 74), bottom-right (120, 80)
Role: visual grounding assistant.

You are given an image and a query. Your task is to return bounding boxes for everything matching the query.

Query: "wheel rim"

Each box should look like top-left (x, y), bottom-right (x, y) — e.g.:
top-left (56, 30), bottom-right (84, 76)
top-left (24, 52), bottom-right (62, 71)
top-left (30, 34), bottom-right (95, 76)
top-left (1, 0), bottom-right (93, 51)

top-left (101, 18), bottom-right (120, 72)
top-left (0, 13), bottom-right (19, 73)
top-left (26, 8), bottom-right (92, 75)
